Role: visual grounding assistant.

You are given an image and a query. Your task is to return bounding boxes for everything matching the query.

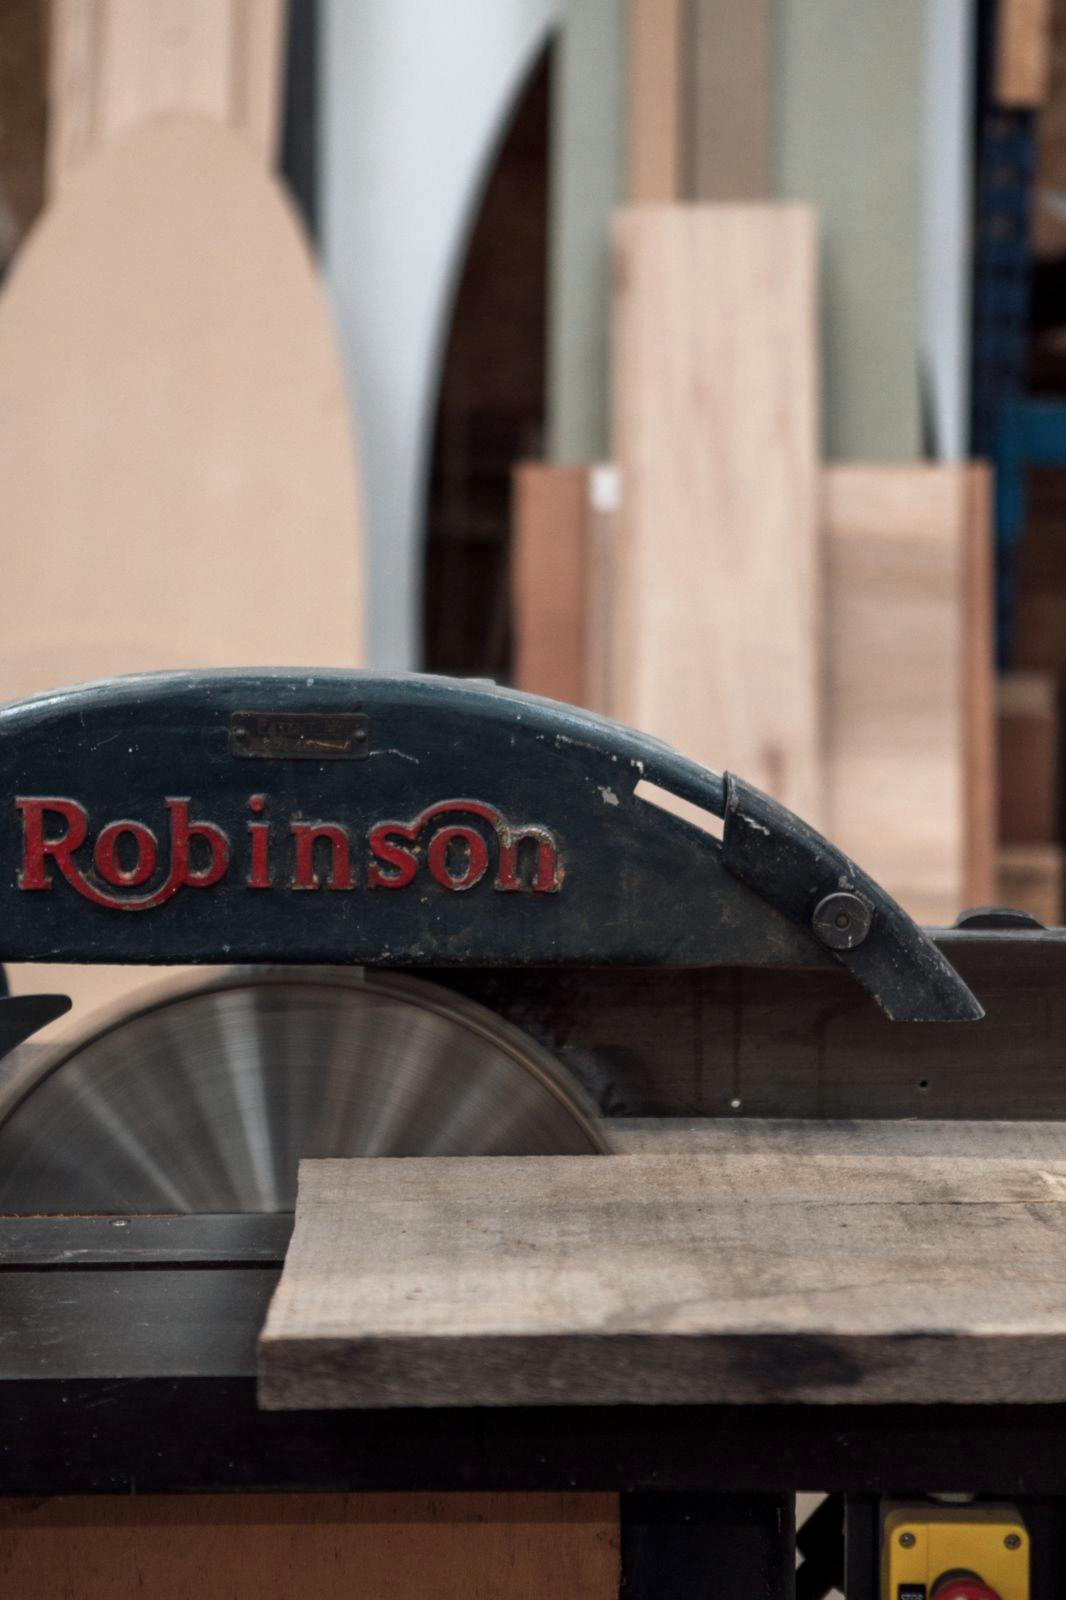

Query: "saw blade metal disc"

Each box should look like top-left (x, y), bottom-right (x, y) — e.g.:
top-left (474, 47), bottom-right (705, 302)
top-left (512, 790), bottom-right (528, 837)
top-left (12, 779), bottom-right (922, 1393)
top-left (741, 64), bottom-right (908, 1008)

top-left (0, 970), bottom-right (606, 1213)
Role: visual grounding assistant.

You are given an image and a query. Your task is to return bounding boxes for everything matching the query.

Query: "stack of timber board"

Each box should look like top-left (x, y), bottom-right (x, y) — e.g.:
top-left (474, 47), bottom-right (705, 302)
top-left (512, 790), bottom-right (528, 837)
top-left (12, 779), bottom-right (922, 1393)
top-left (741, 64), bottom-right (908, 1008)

top-left (513, 203), bottom-right (996, 924)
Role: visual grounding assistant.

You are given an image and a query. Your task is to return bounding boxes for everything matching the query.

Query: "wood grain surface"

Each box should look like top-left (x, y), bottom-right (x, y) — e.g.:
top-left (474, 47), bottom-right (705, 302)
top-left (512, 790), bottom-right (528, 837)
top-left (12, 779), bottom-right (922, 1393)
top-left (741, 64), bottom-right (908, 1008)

top-left (0, 1492), bottom-right (618, 1600)
top-left (260, 1144), bottom-right (1066, 1409)
top-left (611, 204), bottom-right (821, 822)
top-left (824, 463), bottom-right (995, 923)
top-left (48, 0), bottom-right (287, 193)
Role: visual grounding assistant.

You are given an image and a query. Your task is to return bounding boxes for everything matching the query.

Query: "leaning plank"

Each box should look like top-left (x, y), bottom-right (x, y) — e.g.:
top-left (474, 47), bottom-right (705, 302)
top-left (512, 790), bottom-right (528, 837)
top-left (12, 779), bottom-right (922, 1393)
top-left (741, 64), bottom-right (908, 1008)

top-left (611, 205), bottom-right (821, 822)
top-left (0, 113), bottom-right (363, 1026)
top-left (260, 1152), bottom-right (1066, 1409)
top-left (824, 464), bottom-right (996, 924)
top-left (47, 0), bottom-right (287, 193)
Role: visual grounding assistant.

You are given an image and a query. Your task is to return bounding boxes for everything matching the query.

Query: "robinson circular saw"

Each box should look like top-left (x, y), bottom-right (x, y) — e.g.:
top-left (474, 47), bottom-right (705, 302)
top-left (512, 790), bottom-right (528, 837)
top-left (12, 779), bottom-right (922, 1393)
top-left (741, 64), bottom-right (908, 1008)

top-left (0, 669), bottom-right (979, 1216)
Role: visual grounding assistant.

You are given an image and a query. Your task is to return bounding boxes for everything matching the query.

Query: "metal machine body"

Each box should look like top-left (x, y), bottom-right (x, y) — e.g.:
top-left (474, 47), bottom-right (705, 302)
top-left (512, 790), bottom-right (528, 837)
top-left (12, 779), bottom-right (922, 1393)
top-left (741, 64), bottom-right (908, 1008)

top-left (2, 670), bottom-right (1065, 1600)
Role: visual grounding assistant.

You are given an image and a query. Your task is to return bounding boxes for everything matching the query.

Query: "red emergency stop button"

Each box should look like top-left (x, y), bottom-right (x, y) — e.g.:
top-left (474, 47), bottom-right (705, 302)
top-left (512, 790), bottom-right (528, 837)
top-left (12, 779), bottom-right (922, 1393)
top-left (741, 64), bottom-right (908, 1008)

top-left (932, 1577), bottom-right (1003, 1600)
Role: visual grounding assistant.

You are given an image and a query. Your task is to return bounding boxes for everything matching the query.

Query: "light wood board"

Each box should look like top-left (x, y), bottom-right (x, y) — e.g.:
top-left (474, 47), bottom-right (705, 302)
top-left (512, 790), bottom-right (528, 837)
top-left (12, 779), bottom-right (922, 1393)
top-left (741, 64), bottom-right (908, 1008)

top-left (48, 0), bottom-right (287, 193)
top-left (610, 204), bottom-right (822, 823)
top-left (261, 1148), bottom-right (1066, 1409)
top-left (510, 457), bottom-right (993, 920)
top-left (0, 113), bottom-right (364, 1022)
top-left (824, 463), bottom-right (996, 924)
top-left (0, 1493), bottom-right (618, 1600)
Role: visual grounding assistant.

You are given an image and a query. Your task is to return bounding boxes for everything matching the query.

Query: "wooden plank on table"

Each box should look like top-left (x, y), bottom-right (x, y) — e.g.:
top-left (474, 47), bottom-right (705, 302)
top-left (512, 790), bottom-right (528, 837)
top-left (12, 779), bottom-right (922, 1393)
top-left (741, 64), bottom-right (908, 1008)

top-left (0, 1494), bottom-right (619, 1600)
top-left (610, 1115), bottom-right (1066, 1161)
top-left (0, 112), bottom-right (363, 1027)
top-left (260, 1151), bottom-right (1066, 1409)
top-left (824, 463), bottom-right (996, 925)
top-left (996, 0), bottom-right (1052, 106)
top-left (611, 204), bottom-right (821, 822)
top-left (685, 0), bottom-right (770, 200)
top-left (998, 672), bottom-right (1059, 843)
top-left (47, 0), bottom-right (287, 194)
top-left (512, 465), bottom-right (590, 706)
top-left (627, 0), bottom-right (684, 200)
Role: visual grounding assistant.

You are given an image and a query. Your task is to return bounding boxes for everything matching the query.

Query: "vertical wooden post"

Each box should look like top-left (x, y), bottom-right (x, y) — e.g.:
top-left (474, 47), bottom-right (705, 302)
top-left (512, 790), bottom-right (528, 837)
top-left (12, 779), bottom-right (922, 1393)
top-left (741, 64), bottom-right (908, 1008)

top-left (627, 0), bottom-right (684, 200)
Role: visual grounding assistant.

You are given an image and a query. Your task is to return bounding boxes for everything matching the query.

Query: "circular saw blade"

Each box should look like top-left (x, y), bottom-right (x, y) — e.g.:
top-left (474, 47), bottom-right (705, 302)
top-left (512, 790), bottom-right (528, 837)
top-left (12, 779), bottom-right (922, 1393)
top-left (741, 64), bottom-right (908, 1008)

top-left (0, 970), bottom-right (606, 1213)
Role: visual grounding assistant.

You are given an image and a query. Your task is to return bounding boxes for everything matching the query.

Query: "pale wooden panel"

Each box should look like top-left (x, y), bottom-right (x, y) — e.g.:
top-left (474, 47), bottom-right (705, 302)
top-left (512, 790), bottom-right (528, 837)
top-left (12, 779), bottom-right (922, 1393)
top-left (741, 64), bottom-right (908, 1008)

top-left (48, 0), bottom-right (286, 192)
top-left (0, 1493), bottom-right (619, 1600)
top-left (260, 1151), bottom-right (1066, 1408)
top-left (996, 0), bottom-right (1052, 105)
top-left (611, 204), bottom-right (821, 822)
top-left (627, 0), bottom-right (683, 200)
top-left (685, 0), bottom-right (770, 200)
top-left (0, 113), bottom-right (363, 1021)
top-left (825, 464), bottom-right (995, 925)
top-left (512, 464), bottom-right (590, 706)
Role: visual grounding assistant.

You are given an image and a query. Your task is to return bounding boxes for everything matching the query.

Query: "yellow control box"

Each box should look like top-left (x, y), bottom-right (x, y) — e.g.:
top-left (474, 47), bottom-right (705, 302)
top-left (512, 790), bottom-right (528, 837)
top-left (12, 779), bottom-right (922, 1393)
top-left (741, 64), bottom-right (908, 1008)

top-left (882, 1505), bottom-right (1029, 1600)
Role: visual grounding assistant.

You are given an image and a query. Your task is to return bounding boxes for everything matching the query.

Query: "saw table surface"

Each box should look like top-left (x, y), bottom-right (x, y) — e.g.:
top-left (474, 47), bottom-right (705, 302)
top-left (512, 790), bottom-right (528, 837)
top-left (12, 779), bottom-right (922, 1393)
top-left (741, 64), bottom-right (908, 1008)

top-left (258, 1119), bottom-right (1066, 1410)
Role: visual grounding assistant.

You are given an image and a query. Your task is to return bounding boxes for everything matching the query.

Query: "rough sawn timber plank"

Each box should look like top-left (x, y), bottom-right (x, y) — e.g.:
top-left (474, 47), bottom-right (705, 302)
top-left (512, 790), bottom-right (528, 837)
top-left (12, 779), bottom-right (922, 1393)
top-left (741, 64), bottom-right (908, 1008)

top-left (259, 1148), bottom-right (1066, 1410)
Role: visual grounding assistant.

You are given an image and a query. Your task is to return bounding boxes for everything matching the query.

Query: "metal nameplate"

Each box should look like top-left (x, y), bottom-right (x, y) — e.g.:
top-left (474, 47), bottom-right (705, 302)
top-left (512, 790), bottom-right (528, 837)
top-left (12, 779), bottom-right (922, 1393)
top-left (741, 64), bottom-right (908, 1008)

top-left (229, 711), bottom-right (370, 761)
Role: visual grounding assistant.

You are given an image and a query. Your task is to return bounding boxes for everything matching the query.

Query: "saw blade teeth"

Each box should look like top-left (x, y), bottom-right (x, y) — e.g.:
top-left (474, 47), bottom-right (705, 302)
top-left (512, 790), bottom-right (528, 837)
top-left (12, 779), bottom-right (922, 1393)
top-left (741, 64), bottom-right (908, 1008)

top-left (0, 970), bottom-right (607, 1214)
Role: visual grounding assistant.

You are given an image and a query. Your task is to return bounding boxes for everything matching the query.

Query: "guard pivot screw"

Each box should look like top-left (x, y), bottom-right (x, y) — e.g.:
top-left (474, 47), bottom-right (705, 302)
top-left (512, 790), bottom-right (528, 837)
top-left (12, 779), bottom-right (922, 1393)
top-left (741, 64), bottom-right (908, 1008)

top-left (812, 890), bottom-right (873, 951)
